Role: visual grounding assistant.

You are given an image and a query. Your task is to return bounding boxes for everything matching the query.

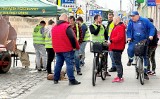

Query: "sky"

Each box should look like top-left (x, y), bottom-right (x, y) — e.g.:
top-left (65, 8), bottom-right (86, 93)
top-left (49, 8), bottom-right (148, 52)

top-left (96, 0), bottom-right (130, 11)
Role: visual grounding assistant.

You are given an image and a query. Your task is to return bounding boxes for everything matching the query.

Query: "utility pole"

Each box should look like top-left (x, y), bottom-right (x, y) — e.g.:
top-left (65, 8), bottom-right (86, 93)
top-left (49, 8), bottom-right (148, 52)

top-left (120, 0), bottom-right (122, 11)
top-left (86, 3), bottom-right (88, 22)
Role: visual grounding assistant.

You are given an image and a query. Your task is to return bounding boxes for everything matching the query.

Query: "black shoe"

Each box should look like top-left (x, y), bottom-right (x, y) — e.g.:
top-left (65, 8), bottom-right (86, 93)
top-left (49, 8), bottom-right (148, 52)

top-left (109, 68), bottom-right (116, 72)
top-left (54, 80), bottom-right (58, 84)
top-left (105, 72), bottom-right (111, 76)
top-left (144, 73), bottom-right (149, 80)
top-left (38, 69), bottom-right (42, 71)
top-left (127, 61), bottom-right (131, 66)
top-left (127, 59), bottom-right (133, 66)
top-left (77, 71), bottom-right (82, 75)
top-left (69, 80), bottom-right (81, 85)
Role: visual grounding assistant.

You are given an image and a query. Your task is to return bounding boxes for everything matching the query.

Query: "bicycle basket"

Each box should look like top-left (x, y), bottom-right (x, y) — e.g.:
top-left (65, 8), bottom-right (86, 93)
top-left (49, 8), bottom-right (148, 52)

top-left (90, 42), bottom-right (103, 53)
top-left (134, 40), bottom-right (147, 56)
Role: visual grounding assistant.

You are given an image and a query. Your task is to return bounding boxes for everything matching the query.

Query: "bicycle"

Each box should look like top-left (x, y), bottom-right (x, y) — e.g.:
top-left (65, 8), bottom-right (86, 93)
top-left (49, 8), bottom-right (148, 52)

top-left (132, 39), bottom-right (148, 85)
top-left (90, 41), bottom-right (109, 86)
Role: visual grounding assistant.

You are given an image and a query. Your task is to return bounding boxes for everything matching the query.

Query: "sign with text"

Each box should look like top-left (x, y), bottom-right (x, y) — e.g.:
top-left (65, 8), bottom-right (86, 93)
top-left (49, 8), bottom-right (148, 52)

top-left (147, 0), bottom-right (156, 6)
top-left (89, 10), bottom-right (102, 16)
top-left (62, 0), bottom-right (75, 4)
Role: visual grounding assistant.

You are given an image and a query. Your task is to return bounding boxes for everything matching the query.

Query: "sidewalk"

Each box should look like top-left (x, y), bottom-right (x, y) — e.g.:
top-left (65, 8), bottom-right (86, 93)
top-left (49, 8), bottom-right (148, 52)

top-left (19, 43), bottom-right (160, 99)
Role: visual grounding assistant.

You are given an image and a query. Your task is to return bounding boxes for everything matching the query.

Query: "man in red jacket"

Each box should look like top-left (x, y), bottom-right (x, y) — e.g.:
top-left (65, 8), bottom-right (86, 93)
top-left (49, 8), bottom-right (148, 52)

top-left (52, 13), bottom-right (81, 85)
top-left (108, 16), bottom-right (126, 83)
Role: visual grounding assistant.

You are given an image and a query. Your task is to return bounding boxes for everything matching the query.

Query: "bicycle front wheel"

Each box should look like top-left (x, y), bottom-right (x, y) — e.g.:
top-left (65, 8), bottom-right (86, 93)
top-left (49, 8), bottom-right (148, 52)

top-left (138, 58), bottom-right (144, 85)
top-left (92, 57), bottom-right (98, 86)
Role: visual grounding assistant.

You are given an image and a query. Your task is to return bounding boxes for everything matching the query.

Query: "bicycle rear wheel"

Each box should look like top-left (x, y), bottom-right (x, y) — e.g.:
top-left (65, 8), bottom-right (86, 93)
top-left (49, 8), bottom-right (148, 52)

top-left (138, 58), bottom-right (144, 85)
top-left (100, 57), bottom-right (107, 80)
top-left (92, 57), bottom-right (98, 86)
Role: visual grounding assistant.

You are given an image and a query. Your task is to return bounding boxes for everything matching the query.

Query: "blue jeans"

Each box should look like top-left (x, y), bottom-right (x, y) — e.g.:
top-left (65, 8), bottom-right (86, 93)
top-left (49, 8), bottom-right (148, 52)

top-left (127, 41), bottom-right (149, 72)
top-left (79, 42), bottom-right (87, 64)
top-left (74, 50), bottom-right (81, 72)
top-left (109, 51), bottom-right (116, 69)
top-left (54, 51), bottom-right (75, 81)
top-left (113, 51), bottom-right (123, 78)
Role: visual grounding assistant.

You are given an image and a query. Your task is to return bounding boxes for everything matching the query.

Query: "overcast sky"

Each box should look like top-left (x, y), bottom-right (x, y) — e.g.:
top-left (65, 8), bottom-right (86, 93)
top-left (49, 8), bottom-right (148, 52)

top-left (96, 0), bottom-right (130, 11)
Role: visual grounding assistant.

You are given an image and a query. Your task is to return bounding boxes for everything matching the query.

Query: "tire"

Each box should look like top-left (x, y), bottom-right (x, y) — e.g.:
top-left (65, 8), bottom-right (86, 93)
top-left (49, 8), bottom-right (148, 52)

top-left (135, 58), bottom-right (139, 79)
top-left (101, 57), bottom-right (107, 80)
top-left (92, 57), bottom-right (97, 86)
top-left (138, 58), bottom-right (144, 85)
top-left (135, 67), bottom-right (139, 79)
top-left (0, 51), bottom-right (11, 73)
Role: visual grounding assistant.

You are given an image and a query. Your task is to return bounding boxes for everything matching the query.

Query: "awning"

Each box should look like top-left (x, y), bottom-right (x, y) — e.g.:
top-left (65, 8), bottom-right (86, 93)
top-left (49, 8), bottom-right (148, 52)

top-left (0, 0), bottom-right (68, 16)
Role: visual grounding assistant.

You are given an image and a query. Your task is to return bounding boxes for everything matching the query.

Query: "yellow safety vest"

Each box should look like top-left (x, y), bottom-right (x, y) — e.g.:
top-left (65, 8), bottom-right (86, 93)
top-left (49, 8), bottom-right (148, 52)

top-left (32, 25), bottom-right (45, 44)
top-left (82, 23), bottom-right (90, 41)
top-left (108, 22), bottom-right (114, 37)
top-left (91, 24), bottom-right (105, 43)
top-left (45, 36), bottom-right (52, 48)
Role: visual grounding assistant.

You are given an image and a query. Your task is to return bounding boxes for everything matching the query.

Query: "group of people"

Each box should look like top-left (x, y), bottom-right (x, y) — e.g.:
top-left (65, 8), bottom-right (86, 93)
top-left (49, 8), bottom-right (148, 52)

top-left (33, 14), bottom-right (90, 85)
top-left (32, 20), bottom-right (55, 74)
top-left (92, 11), bottom-right (158, 83)
top-left (32, 10), bottom-right (159, 85)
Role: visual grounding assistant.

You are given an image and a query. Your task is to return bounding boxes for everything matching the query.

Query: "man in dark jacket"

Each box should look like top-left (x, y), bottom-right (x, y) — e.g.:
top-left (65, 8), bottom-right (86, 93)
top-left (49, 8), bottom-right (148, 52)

top-left (69, 16), bottom-right (83, 75)
top-left (147, 18), bottom-right (159, 75)
top-left (52, 13), bottom-right (81, 85)
top-left (108, 16), bottom-right (126, 83)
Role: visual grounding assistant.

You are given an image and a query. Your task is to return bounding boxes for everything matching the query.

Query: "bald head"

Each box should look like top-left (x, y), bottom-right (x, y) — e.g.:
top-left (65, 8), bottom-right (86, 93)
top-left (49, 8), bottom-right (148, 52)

top-left (113, 16), bottom-right (121, 25)
top-left (59, 13), bottom-right (68, 22)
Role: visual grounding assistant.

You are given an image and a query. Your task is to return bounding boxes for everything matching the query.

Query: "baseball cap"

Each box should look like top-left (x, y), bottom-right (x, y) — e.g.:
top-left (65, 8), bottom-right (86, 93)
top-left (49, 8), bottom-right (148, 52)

top-left (130, 11), bottom-right (139, 16)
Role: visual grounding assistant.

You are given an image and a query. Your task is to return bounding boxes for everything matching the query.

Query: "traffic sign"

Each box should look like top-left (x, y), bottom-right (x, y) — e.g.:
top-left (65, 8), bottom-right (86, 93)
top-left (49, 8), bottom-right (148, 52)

top-left (76, 7), bottom-right (84, 14)
top-left (147, 0), bottom-right (156, 6)
top-left (62, 4), bottom-right (76, 8)
top-left (62, 0), bottom-right (75, 4)
top-left (89, 10), bottom-right (102, 16)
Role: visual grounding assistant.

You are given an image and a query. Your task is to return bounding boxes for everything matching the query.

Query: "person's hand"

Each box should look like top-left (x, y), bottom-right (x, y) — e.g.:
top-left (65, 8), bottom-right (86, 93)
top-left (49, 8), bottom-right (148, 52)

top-left (127, 38), bottom-right (132, 41)
top-left (149, 36), bottom-right (153, 40)
top-left (107, 40), bottom-right (111, 46)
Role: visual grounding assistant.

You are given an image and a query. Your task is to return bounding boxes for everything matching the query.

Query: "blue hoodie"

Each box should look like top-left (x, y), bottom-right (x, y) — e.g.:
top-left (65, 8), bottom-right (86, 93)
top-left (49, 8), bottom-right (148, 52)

top-left (127, 17), bottom-right (155, 42)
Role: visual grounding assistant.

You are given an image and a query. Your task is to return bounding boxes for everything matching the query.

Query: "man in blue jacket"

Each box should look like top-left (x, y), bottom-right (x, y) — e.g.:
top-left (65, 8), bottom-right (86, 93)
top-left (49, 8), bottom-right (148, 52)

top-left (127, 11), bottom-right (155, 80)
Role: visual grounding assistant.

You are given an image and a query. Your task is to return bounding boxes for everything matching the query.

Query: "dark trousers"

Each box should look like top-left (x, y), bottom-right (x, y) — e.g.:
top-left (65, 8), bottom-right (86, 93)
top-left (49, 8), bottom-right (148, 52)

top-left (147, 47), bottom-right (157, 72)
top-left (113, 51), bottom-right (123, 78)
top-left (46, 48), bottom-right (55, 74)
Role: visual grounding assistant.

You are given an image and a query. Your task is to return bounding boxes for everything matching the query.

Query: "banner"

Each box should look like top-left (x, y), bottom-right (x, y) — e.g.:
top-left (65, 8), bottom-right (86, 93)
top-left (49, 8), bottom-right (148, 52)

top-left (156, 0), bottom-right (160, 4)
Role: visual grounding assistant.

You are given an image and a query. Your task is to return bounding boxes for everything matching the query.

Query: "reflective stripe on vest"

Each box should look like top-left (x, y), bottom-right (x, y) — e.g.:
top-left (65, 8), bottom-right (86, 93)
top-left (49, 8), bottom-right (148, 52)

top-left (91, 24), bottom-right (105, 43)
top-left (108, 22), bottom-right (114, 37)
top-left (45, 36), bottom-right (52, 48)
top-left (33, 25), bottom-right (45, 44)
top-left (76, 24), bottom-right (79, 40)
top-left (82, 23), bottom-right (90, 41)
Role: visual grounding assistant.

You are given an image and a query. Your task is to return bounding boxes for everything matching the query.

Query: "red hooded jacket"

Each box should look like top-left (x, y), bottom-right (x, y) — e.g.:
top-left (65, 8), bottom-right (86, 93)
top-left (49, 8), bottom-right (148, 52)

top-left (109, 22), bottom-right (126, 51)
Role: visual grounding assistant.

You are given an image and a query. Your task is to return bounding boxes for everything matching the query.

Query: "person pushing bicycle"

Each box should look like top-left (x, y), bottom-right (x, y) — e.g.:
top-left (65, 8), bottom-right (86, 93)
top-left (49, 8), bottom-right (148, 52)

top-left (89, 14), bottom-right (110, 76)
